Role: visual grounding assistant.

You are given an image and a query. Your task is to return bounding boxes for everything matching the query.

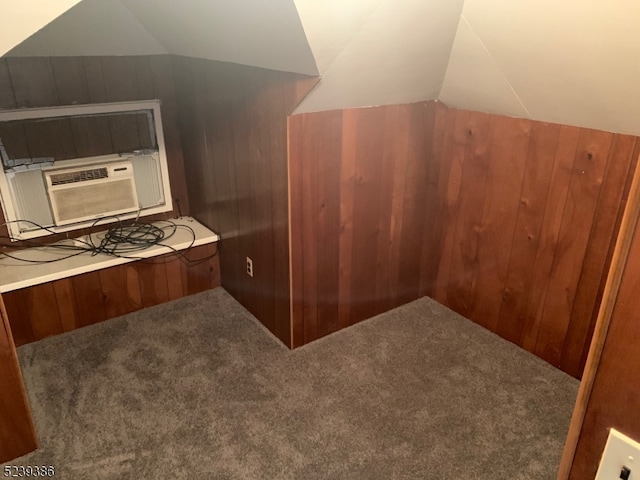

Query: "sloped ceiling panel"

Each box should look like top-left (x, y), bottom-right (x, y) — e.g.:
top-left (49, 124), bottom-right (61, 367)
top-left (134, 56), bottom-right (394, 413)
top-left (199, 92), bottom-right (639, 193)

top-left (440, 1), bottom-right (640, 136)
top-left (6, 0), bottom-right (167, 57)
top-left (0, 0), bottom-right (82, 57)
top-left (293, 0), bottom-right (386, 73)
top-left (121, 0), bottom-right (318, 75)
top-left (294, 0), bottom-right (464, 114)
top-left (439, 17), bottom-right (528, 119)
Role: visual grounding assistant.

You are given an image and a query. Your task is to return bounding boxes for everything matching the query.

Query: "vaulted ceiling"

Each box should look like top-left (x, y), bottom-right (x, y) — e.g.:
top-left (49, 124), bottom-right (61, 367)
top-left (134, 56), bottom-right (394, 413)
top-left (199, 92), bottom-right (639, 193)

top-left (4, 0), bottom-right (640, 136)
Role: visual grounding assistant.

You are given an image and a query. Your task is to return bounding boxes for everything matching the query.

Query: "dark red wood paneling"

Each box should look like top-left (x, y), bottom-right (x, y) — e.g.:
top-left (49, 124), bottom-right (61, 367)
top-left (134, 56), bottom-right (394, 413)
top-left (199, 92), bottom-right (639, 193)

top-left (289, 103), bottom-right (441, 346)
top-left (173, 57), bottom-right (318, 347)
top-left (0, 294), bottom-right (37, 463)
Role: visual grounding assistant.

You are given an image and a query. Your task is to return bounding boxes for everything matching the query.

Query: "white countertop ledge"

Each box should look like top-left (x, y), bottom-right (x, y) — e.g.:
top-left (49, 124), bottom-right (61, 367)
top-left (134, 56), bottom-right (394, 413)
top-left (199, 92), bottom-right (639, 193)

top-left (0, 217), bottom-right (219, 293)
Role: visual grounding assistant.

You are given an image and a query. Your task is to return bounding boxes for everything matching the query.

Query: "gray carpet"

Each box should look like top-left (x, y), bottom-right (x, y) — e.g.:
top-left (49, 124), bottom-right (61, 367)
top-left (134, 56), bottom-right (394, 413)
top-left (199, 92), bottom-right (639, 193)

top-left (4, 288), bottom-right (578, 479)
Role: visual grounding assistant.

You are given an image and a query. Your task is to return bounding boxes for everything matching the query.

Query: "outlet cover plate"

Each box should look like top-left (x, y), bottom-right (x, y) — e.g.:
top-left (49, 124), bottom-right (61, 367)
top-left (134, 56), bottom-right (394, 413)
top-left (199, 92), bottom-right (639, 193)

top-left (596, 428), bottom-right (640, 480)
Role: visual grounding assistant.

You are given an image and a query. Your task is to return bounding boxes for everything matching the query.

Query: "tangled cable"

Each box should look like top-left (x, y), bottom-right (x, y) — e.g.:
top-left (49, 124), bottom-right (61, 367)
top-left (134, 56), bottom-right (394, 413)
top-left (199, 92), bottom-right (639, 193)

top-left (0, 217), bottom-right (217, 265)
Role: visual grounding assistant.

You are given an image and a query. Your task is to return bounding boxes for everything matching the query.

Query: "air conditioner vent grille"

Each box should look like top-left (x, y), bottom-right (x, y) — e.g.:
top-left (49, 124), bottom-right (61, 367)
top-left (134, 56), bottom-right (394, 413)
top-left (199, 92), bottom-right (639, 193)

top-left (50, 167), bottom-right (108, 186)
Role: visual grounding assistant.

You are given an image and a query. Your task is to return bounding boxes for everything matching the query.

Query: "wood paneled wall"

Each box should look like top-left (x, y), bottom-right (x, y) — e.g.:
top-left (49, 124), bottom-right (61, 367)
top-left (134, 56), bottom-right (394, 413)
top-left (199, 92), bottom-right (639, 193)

top-left (173, 57), bottom-right (317, 347)
top-left (0, 294), bottom-right (37, 463)
top-left (0, 55), bottom-right (190, 244)
top-left (568, 179), bottom-right (640, 478)
top-left (4, 243), bottom-right (220, 347)
top-left (288, 102), bottom-right (639, 377)
top-left (288, 102), bottom-right (446, 347)
top-left (434, 108), bottom-right (639, 378)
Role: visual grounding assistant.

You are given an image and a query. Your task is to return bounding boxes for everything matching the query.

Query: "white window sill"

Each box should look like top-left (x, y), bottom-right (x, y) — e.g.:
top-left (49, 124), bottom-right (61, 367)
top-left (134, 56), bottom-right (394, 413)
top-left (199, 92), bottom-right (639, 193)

top-left (0, 216), bottom-right (219, 293)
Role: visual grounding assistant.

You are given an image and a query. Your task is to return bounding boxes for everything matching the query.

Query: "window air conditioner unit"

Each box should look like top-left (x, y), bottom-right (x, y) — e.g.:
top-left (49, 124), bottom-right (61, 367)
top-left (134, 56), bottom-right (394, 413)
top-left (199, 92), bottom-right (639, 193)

top-left (0, 100), bottom-right (173, 241)
top-left (44, 160), bottom-right (139, 226)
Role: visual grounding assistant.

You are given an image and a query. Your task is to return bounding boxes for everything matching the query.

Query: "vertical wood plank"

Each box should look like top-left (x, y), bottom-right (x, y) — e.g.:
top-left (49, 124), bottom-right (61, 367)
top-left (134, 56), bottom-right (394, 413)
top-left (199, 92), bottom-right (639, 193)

top-left (288, 114), bottom-right (305, 348)
top-left (24, 118), bottom-right (77, 161)
top-left (434, 110), bottom-right (469, 303)
top-left (396, 104), bottom-right (430, 307)
top-left (560, 135), bottom-right (639, 376)
top-left (0, 294), bottom-right (38, 463)
top-left (100, 57), bottom-right (140, 101)
top-left (0, 59), bottom-right (17, 109)
top-left (2, 291), bottom-right (35, 346)
top-left (174, 57), bottom-right (316, 346)
top-left (247, 77), bottom-right (276, 333)
top-left (135, 261), bottom-right (170, 308)
top-left (0, 123), bottom-right (30, 160)
top-left (53, 278), bottom-right (78, 333)
top-left (24, 283), bottom-right (64, 340)
top-left (165, 256), bottom-right (185, 301)
top-left (446, 111), bottom-right (495, 318)
top-left (301, 112), bottom-right (319, 341)
top-left (419, 102), bottom-right (445, 298)
top-left (496, 122), bottom-right (561, 344)
top-left (349, 108), bottom-right (384, 324)
top-left (384, 107), bottom-right (410, 311)
top-left (99, 264), bottom-right (143, 318)
top-left (151, 55), bottom-right (190, 217)
top-left (314, 111), bottom-right (342, 337)
top-left (71, 271), bottom-right (107, 328)
top-left (521, 125), bottom-right (580, 352)
top-left (7, 58), bottom-right (59, 108)
top-left (468, 116), bottom-right (531, 332)
top-left (375, 105), bottom-right (406, 313)
top-left (533, 129), bottom-right (612, 366)
top-left (180, 244), bottom-right (219, 295)
top-left (568, 189), bottom-right (640, 479)
top-left (83, 57), bottom-right (108, 103)
top-left (576, 139), bottom-right (640, 375)
top-left (208, 243), bottom-right (222, 289)
top-left (337, 109), bottom-right (357, 331)
top-left (50, 57), bottom-right (90, 105)
top-left (70, 116), bottom-right (114, 158)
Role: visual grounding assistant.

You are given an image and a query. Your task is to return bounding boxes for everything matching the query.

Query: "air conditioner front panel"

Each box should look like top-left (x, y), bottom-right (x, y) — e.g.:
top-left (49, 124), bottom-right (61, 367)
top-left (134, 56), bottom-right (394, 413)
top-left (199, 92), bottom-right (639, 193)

top-left (49, 178), bottom-right (139, 226)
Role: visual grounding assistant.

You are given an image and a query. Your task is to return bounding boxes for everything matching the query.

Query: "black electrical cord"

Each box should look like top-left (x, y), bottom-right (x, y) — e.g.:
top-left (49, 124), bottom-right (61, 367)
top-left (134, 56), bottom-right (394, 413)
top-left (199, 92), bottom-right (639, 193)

top-left (0, 216), bottom-right (218, 265)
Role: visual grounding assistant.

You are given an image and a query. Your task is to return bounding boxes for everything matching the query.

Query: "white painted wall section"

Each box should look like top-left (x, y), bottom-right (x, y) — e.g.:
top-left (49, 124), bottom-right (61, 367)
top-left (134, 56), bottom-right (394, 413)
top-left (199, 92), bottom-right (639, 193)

top-left (439, 17), bottom-right (529, 119)
top-left (441, 0), bottom-right (640, 136)
top-left (294, 0), bottom-right (464, 114)
top-left (0, 0), bottom-right (82, 57)
top-left (294, 0), bottom-right (385, 73)
top-left (121, 0), bottom-right (318, 75)
top-left (7, 0), bottom-right (167, 57)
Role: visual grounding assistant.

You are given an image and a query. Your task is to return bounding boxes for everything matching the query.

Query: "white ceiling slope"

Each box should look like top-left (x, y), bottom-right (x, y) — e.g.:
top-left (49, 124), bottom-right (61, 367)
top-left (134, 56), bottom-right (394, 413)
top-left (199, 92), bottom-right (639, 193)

top-left (5, 0), bottom-right (640, 136)
top-left (5, 0), bottom-right (318, 76)
top-left (293, 0), bottom-right (386, 74)
top-left (294, 0), bottom-right (465, 114)
top-left (440, 0), bottom-right (640, 136)
top-left (0, 0), bottom-right (82, 57)
top-left (121, 0), bottom-right (318, 75)
top-left (439, 17), bottom-right (528, 119)
top-left (7, 0), bottom-right (167, 57)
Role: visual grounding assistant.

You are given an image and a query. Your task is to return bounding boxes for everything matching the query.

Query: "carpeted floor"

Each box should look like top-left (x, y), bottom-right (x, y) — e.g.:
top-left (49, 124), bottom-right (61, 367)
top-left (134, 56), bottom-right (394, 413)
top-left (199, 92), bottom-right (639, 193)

top-left (4, 287), bottom-right (578, 479)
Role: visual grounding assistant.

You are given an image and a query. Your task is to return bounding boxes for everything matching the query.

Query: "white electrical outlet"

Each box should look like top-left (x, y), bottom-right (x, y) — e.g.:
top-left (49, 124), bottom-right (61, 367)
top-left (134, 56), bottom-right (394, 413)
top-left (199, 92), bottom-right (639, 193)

top-left (246, 257), bottom-right (253, 277)
top-left (596, 428), bottom-right (640, 480)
